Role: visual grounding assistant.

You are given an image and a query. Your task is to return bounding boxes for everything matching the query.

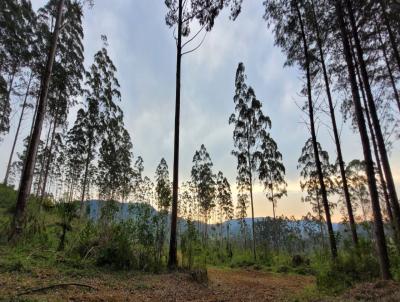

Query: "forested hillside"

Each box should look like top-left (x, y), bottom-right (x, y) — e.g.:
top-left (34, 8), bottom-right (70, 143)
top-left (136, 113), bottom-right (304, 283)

top-left (0, 0), bottom-right (400, 301)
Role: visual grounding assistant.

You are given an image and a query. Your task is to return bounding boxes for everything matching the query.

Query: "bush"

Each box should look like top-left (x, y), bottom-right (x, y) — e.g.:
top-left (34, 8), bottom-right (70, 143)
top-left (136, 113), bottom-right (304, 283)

top-left (316, 263), bottom-right (353, 294)
top-left (315, 242), bottom-right (380, 294)
top-left (96, 223), bottom-right (135, 269)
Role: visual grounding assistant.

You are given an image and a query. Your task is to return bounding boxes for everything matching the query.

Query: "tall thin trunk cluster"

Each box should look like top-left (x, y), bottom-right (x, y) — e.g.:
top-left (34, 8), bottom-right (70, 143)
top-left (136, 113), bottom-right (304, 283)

top-left (310, 0), bottom-right (358, 247)
top-left (10, 0), bottom-right (65, 241)
top-left (334, 0), bottom-right (391, 280)
top-left (294, 0), bottom-right (337, 259)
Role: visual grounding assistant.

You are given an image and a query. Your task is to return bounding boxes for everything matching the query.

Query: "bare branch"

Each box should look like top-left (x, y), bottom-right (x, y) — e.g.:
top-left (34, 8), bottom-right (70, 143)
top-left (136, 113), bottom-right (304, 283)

top-left (182, 25), bottom-right (205, 49)
top-left (181, 32), bottom-right (207, 56)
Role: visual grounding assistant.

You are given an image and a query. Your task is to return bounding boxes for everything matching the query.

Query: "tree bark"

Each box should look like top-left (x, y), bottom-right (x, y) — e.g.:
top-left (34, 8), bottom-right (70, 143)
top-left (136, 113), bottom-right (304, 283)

top-left (168, 0), bottom-right (182, 270)
top-left (4, 73), bottom-right (33, 186)
top-left (335, 0), bottom-right (391, 279)
top-left (310, 0), bottom-right (358, 247)
top-left (295, 0), bottom-right (337, 259)
top-left (10, 0), bottom-right (65, 241)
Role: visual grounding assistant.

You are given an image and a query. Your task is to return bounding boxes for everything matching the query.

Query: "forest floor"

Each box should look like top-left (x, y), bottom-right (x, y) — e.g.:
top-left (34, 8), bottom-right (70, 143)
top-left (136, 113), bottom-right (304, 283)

top-left (2, 260), bottom-right (400, 301)
top-left (1, 266), bottom-right (314, 302)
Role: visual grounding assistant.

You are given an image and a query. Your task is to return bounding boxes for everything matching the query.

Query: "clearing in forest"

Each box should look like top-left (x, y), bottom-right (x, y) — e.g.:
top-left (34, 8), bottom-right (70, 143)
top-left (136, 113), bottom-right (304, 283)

top-left (1, 267), bottom-right (313, 301)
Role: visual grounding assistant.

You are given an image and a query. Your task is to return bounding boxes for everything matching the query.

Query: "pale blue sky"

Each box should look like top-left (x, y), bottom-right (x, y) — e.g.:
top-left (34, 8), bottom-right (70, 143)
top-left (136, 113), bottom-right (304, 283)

top-left (2, 0), bottom-right (399, 221)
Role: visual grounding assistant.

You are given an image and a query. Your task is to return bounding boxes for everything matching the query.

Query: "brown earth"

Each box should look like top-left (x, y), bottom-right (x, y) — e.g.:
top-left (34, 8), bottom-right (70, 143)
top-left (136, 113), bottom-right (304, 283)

top-left (337, 280), bottom-right (400, 302)
top-left (0, 267), bottom-right (314, 302)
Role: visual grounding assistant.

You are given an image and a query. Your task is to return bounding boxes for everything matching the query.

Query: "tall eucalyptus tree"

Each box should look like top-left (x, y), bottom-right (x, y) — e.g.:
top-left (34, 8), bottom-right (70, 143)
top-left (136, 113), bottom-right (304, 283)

top-left (78, 45), bottom-right (122, 209)
top-left (229, 62), bottom-right (272, 260)
top-left (164, 0), bottom-right (242, 269)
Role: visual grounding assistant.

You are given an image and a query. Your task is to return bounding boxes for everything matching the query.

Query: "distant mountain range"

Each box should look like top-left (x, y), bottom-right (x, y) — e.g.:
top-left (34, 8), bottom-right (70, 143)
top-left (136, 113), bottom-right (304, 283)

top-left (84, 200), bottom-right (355, 237)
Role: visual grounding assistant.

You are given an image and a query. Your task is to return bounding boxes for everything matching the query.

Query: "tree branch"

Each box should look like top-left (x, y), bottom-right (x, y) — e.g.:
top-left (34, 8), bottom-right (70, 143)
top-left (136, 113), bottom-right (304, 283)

top-left (182, 25), bottom-right (205, 49)
top-left (17, 283), bottom-right (98, 296)
top-left (181, 32), bottom-right (207, 56)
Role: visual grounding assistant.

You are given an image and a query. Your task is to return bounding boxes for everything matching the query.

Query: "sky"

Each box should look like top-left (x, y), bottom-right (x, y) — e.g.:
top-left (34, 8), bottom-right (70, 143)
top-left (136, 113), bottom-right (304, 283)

top-left (1, 0), bottom-right (399, 221)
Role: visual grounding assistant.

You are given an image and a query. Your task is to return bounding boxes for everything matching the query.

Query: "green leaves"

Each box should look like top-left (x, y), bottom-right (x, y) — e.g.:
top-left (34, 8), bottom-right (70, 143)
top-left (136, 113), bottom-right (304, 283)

top-left (191, 144), bottom-right (216, 217)
top-left (231, 62), bottom-right (285, 210)
top-left (155, 158), bottom-right (172, 212)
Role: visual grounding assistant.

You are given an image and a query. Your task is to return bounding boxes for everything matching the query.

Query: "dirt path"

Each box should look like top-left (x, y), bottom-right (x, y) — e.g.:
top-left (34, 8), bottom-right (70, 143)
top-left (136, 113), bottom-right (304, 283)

top-left (1, 267), bottom-right (314, 301)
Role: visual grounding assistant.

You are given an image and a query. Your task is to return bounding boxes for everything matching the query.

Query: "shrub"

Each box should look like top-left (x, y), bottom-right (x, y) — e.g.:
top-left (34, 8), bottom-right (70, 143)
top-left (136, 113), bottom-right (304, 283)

top-left (96, 223), bottom-right (135, 269)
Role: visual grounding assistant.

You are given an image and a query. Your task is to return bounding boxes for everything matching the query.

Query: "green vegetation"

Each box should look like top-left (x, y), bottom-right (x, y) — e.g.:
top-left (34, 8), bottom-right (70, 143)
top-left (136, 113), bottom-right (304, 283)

top-left (1, 183), bottom-right (398, 300)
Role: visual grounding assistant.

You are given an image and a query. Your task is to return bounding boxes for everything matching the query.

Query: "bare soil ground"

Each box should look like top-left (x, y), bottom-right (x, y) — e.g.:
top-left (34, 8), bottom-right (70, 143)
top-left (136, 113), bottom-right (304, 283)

top-left (0, 267), bottom-right (314, 301)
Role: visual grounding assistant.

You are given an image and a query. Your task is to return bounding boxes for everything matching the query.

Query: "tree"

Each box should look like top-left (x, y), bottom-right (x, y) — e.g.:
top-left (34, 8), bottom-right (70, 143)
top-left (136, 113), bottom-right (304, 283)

top-left (154, 158), bottom-right (171, 263)
top-left (333, 0), bottom-right (391, 279)
top-left (345, 160), bottom-right (370, 222)
top-left (78, 44), bottom-right (122, 209)
top-left (3, 72), bottom-right (34, 185)
top-left (307, 0), bottom-right (358, 246)
top-left (191, 144), bottom-right (216, 242)
top-left (97, 118), bottom-right (133, 201)
top-left (216, 171), bottom-right (234, 252)
top-left (0, 0), bottom-right (35, 140)
top-left (64, 109), bottom-right (86, 201)
top-left (344, 0), bottom-right (400, 250)
top-left (258, 129), bottom-right (287, 219)
top-left (132, 156), bottom-right (145, 201)
top-left (10, 0), bottom-right (65, 240)
top-left (155, 158), bottom-right (172, 212)
top-left (298, 138), bottom-right (337, 238)
top-left (229, 62), bottom-right (273, 260)
top-left (165, 0), bottom-right (241, 269)
top-left (263, 0), bottom-right (337, 259)
top-left (56, 201), bottom-right (78, 251)
top-left (236, 192), bottom-right (249, 250)
top-left (37, 0), bottom-right (85, 201)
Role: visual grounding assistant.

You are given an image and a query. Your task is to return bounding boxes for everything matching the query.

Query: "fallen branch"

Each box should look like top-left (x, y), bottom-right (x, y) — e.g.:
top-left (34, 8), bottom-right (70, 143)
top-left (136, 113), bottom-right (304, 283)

top-left (17, 283), bottom-right (98, 296)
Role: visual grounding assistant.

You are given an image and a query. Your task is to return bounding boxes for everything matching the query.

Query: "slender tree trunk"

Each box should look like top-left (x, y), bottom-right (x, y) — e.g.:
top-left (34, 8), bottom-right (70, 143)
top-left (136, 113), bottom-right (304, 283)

top-left (168, 0), bottom-right (182, 270)
top-left (335, 0), bottom-right (391, 279)
top-left (294, 0), bottom-right (337, 259)
top-left (316, 190), bottom-right (326, 248)
top-left (5, 66), bottom-right (17, 112)
top-left (352, 46), bottom-right (396, 230)
top-left (365, 99), bottom-right (395, 224)
top-left (249, 172), bottom-right (256, 260)
top-left (29, 95), bottom-right (39, 140)
top-left (310, 1), bottom-right (358, 247)
top-left (9, 0), bottom-right (65, 241)
top-left (346, 0), bottom-right (400, 253)
top-left (245, 122), bottom-right (257, 260)
top-left (58, 226), bottom-right (66, 251)
top-left (36, 121), bottom-right (53, 197)
top-left (379, 0), bottom-right (400, 73)
top-left (271, 188), bottom-right (276, 220)
top-left (375, 23), bottom-right (400, 114)
top-left (80, 134), bottom-right (93, 212)
top-left (4, 73), bottom-right (33, 185)
top-left (40, 112), bottom-right (58, 202)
